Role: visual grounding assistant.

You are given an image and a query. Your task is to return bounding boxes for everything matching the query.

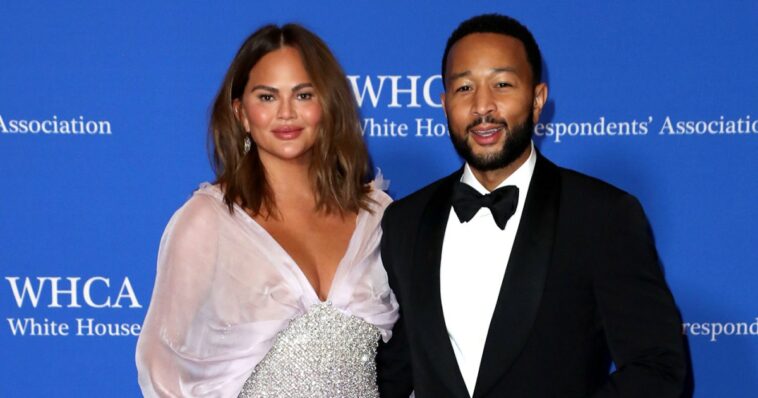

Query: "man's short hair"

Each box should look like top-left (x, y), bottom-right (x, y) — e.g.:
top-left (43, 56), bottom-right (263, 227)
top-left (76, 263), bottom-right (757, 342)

top-left (442, 13), bottom-right (543, 87)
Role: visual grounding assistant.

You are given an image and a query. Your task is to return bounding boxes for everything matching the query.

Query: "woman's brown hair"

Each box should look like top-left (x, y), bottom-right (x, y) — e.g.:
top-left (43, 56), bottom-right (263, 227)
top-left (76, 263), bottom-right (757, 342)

top-left (209, 24), bottom-right (373, 216)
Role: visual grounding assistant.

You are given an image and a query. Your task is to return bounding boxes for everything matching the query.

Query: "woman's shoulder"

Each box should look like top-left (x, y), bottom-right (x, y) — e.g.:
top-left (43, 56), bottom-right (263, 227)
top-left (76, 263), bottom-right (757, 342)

top-left (367, 186), bottom-right (392, 211)
top-left (365, 171), bottom-right (393, 212)
top-left (192, 182), bottom-right (227, 204)
top-left (166, 183), bottom-right (230, 235)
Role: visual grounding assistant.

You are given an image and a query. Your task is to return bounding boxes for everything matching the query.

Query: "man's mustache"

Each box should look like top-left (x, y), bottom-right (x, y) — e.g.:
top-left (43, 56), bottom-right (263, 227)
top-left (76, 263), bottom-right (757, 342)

top-left (466, 115), bottom-right (509, 132)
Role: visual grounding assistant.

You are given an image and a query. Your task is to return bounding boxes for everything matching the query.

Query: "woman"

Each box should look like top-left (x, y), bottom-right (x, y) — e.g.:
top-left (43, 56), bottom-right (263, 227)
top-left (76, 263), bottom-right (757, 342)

top-left (136, 24), bottom-right (398, 397)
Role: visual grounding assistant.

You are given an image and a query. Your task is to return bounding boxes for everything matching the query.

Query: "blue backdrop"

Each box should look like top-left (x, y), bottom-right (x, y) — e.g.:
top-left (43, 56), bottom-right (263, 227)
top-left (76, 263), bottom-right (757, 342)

top-left (1, 1), bottom-right (756, 396)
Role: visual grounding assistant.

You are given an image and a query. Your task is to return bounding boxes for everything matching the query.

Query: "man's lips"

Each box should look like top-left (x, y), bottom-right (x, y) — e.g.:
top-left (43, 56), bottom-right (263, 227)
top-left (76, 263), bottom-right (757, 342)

top-left (469, 124), bottom-right (505, 145)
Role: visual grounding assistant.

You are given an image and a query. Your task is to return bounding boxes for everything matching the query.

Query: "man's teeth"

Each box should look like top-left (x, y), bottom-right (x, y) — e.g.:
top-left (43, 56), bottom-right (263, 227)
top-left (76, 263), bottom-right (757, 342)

top-left (472, 128), bottom-right (500, 136)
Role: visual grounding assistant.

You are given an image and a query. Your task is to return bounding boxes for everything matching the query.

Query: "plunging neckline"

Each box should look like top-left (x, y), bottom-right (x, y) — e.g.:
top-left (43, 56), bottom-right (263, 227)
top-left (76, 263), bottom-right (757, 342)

top-left (234, 199), bottom-right (365, 304)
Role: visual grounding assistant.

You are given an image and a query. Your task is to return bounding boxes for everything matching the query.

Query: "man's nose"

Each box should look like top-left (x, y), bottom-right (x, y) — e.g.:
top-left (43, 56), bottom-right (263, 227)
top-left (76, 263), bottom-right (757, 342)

top-left (472, 88), bottom-right (495, 117)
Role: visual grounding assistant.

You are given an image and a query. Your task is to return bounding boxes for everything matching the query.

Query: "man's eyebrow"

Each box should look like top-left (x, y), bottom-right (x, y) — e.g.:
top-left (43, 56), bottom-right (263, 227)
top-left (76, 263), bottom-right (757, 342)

top-left (447, 67), bottom-right (518, 82)
top-left (447, 70), bottom-right (471, 81)
top-left (492, 66), bottom-right (517, 74)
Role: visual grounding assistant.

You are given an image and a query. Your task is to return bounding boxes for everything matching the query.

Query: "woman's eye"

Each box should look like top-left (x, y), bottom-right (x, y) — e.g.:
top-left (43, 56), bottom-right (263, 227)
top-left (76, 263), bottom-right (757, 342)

top-left (258, 94), bottom-right (275, 102)
top-left (297, 92), bottom-right (314, 100)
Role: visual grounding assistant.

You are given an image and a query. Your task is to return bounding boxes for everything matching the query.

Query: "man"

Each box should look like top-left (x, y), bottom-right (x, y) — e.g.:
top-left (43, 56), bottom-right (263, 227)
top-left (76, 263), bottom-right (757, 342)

top-left (377, 14), bottom-right (686, 398)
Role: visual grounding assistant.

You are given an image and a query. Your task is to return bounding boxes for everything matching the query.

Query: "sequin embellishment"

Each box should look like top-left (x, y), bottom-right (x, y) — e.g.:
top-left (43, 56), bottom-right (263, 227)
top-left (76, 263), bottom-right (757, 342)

top-left (238, 302), bottom-right (381, 397)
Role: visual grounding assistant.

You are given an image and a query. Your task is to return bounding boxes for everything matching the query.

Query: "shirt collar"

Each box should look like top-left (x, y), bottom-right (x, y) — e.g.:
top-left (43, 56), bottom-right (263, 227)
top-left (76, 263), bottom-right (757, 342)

top-left (460, 141), bottom-right (537, 195)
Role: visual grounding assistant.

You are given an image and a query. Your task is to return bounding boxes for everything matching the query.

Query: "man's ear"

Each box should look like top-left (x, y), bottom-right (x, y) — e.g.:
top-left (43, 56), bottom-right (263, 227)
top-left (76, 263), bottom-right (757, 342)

top-left (532, 83), bottom-right (548, 123)
top-left (440, 92), bottom-right (447, 118)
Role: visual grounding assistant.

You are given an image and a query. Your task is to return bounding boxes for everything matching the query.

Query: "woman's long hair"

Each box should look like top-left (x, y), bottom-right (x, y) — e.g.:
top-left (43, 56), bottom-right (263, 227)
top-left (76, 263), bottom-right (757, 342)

top-left (209, 24), bottom-right (372, 217)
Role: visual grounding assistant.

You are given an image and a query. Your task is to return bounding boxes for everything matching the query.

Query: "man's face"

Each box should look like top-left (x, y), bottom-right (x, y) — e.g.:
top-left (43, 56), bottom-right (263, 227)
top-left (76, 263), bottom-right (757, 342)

top-left (442, 33), bottom-right (547, 171)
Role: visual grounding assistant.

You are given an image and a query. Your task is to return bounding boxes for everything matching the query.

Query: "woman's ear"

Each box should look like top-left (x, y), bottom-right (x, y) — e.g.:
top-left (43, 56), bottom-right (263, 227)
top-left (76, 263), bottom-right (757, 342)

top-left (233, 99), bottom-right (249, 132)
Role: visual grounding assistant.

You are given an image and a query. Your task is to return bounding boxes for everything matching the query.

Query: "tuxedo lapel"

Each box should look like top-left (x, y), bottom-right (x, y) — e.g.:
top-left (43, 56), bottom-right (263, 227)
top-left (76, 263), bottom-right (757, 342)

top-left (473, 154), bottom-right (561, 398)
top-left (411, 169), bottom-right (470, 398)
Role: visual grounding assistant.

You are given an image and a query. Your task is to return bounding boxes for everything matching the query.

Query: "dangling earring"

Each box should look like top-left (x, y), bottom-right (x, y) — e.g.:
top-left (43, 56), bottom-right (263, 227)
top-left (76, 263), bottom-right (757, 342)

top-left (243, 136), bottom-right (252, 154)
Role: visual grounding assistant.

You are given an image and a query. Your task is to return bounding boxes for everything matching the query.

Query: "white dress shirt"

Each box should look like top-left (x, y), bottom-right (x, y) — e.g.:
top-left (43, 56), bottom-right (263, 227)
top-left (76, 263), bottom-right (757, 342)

top-left (439, 143), bottom-right (537, 396)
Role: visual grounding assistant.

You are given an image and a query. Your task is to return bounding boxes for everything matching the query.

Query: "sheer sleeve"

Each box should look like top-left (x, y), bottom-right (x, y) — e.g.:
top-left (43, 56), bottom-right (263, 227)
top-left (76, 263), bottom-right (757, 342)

top-left (136, 194), bottom-right (245, 397)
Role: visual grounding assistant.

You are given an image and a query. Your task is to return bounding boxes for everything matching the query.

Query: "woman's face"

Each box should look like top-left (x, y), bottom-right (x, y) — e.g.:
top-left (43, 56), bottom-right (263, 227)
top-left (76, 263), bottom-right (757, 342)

top-left (235, 46), bottom-right (322, 165)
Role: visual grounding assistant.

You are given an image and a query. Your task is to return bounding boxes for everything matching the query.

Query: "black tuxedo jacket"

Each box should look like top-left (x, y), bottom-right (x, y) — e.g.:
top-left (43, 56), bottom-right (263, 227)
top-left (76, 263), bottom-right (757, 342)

top-left (377, 154), bottom-right (686, 398)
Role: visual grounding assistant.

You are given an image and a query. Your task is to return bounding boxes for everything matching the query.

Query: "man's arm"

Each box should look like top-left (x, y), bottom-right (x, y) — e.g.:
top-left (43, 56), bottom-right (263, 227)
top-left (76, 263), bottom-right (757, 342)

top-left (376, 208), bottom-right (414, 397)
top-left (592, 194), bottom-right (687, 397)
top-left (377, 311), bottom-right (413, 397)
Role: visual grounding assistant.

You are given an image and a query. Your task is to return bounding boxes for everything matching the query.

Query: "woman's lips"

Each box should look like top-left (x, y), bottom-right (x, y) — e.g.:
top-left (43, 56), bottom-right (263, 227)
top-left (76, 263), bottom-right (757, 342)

top-left (271, 126), bottom-right (304, 140)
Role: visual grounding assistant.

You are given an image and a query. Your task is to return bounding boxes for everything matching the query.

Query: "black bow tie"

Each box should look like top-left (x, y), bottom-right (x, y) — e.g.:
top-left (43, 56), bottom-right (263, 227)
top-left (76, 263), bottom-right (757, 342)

top-left (452, 182), bottom-right (519, 230)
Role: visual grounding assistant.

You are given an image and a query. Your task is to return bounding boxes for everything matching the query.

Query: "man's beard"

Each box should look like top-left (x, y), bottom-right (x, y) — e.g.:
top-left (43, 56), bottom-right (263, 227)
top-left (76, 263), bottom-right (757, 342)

top-left (448, 109), bottom-right (534, 172)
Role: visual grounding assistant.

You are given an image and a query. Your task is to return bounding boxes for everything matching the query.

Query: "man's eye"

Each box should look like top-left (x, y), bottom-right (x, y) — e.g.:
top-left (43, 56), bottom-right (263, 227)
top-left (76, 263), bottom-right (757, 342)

top-left (455, 85), bottom-right (471, 93)
top-left (496, 82), bottom-right (512, 88)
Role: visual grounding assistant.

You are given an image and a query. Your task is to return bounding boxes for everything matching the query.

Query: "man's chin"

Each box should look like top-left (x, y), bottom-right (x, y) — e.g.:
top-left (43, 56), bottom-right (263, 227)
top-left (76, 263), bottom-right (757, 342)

top-left (463, 154), bottom-right (501, 171)
top-left (468, 145), bottom-right (506, 161)
top-left (465, 137), bottom-right (505, 154)
top-left (463, 142), bottom-right (532, 171)
top-left (470, 152), bottom-right (500, 165)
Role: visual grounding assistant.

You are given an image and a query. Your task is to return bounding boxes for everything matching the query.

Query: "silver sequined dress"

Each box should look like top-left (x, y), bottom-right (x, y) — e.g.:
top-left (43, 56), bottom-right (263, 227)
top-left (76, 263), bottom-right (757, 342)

top-left (238, 302), bottom-right (381, 398)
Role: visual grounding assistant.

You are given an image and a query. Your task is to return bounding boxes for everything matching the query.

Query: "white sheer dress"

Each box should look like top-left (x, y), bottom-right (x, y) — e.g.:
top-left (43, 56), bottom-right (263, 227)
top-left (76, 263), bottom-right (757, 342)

top-left (136, 183), bottom-right (399, 397)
